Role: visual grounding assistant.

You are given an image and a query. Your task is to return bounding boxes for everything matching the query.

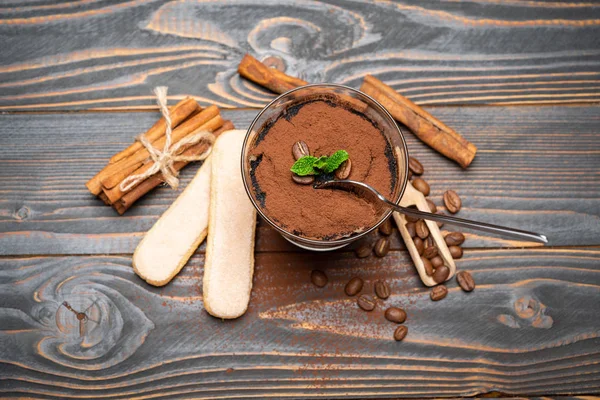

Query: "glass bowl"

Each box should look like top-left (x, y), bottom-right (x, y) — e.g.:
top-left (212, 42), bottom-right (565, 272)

top-left (241, 84), bottom-right (409, 251)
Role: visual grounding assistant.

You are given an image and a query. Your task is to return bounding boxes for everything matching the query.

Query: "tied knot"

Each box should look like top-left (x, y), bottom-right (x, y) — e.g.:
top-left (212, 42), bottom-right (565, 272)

top-left (119, 87), bottom-right (215, 192)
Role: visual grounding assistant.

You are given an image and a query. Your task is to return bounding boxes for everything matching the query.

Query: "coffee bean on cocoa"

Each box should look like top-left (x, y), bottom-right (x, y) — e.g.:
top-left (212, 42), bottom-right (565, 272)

top-left (430, 256), bottom-right (444, 268)
top-left (345, 277), bottom-right (364, 296)
top-left (291, 173), bottom-right (315, 185)
top-left (335, 159), bottom-right (352, 179)
top-left (385, 307), bottom-right (407, 324)
top-left (426, 199), bottom-right (437, 213)
top-left (394, 325), bottom-right (408, 341)
top-left (357, 294), bottom-right (376, 311)
top-left (310, 270), bottom-right (328, 287)
top-left (373, 237), bottom-right (390, 257)
top-left (430, 285), bottom-right (448, 301)
top-left (292, 140), bottom-right (310, 160)
top-left (422, 256), bottom-right (434, 276)
top-left (354, 241), bottom-right (371, 258)
top-left (443, 190), bottom-right (462, 214)
top-left (408, 157), bottom-right (424, 175)
top-left (412, 178), bottom-right (430, 196)
top-left (379, 217), bottom-right (393, 236)
top-left (445, 232), bottom-right (465, 246)
top-left (416, 220), bottom-right (429, 239)
top-left (435, 211), bottom-right (445, 228)
top-left (449, 245), bottom-right (463, 259)
top-left (405, 222), bottom-right (416, 238)
top-left (432, 265), bottom-right (450, 284)
top-left (414, 237), bottom-right (424, 255)
top-left (423, 245), bottom-right (438, 259)
top-left (374, 280), bottom-right (390, 299)
top-left (456, 271), bottom-right (476, 292)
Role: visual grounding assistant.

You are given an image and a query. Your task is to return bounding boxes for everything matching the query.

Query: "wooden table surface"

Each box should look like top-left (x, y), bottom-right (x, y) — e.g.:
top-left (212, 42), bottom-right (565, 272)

top-left (1, 1), bottom-right (599, 399)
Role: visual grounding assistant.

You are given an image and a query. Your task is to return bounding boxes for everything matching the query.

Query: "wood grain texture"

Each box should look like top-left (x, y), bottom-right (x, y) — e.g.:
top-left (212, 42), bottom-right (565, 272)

top-left (0, 248), bottom-right (598, 398)
top-left (1, 0), bottom-right (600, 110)
top-left (1, 105), bottom-right (599, 255)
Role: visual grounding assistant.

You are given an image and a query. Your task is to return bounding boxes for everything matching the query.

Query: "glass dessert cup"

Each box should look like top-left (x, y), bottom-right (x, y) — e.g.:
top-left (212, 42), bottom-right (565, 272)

top-left (241, 84), bottom-right (409, 251)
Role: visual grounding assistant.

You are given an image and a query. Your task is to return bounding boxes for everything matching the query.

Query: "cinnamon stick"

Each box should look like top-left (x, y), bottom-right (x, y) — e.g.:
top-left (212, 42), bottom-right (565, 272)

top-left (114, 120), bottom-right (235, 214)
top-left (98, 105), bottom-right (221, 190)
top-left (238, 54), bottom-right (307, 94)
top-left (360, 75), bottom-right (477, 168)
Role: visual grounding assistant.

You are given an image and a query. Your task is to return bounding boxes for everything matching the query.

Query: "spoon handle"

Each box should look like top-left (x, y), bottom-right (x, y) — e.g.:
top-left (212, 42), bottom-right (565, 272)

top-left (387, 200), bottom-right (548, 244)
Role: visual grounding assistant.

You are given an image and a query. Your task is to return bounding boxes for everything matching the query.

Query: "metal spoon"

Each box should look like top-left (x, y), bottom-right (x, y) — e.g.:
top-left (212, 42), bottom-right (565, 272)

top-left (315, 179), bottom-right (548, 244)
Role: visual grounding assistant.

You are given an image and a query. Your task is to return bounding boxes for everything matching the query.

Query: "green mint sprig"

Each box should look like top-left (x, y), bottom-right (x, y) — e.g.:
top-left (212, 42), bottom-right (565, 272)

top-left (291, 150), bottom-right (349, 176)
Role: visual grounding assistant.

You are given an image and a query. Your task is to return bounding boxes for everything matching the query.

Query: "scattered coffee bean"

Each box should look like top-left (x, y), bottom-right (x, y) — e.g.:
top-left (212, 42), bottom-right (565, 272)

top-left (449, 245), bottom-right (463, 259)
top-left (357, 294), bottom-right (376, 311)
top-left (385, 307), bottom-right (407, 324)
top-left (445, 232), bottom-right (465, 246)
top-left (430, 256), bottom-right (444, 268)
top-left (292, 140), bottom-right (310, 160)
top-left (423, 245), bottom-right (438, 259)
top-left (435, 211), bottom-right (445, 228)
top-left (426, 199), bottom-right (437, 213)
top-left (430, 285), bottom-right (448, 301)
top-left (422, 256), bottom-right (434, 276)
top-left (408, 157), bottom-right (424, 175)
top-left (345, 277), bottom-right (364, 296)
top-left (335, 159), bottom-right (352, 179)
top-left (379, 217), bottom-right (393, 236)
top-left (432, 265), bottom-right (450, 284)
top-left (355, 241), bottom-right (371, 258)
top-left (374, 280), bottom-right (390, 299)
top-left (443, 190), bottom-right (462, 214)
top-left (405, 222), bottom-right (416, 238)
top-left (373, 237), bottom-right (390, 257)
top-left (310, 270), bottom-right (328, 287)
top-left (394, 325), bottom-right (408, 341)
top-left (414, 237), bottom-right (424, 255)
top-left (415, 220), bottom-right (429, 239)
top-left (291, 173), bottom-right (315, 185)
top-left (412, 178), bottom-right (430, 196)
top-left (405, 208), bottom-right (419, 223)
top-left (456, 271), bottom-right (476, 292)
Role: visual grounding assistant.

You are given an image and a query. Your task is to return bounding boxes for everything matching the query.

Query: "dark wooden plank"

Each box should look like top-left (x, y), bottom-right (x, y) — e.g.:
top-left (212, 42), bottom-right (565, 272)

top-left (0, 247), bottom-right (598, 398)
top-left (1, 0), bottom-right (600, 110)
top-left (1, 105), bottom-right (599, 255)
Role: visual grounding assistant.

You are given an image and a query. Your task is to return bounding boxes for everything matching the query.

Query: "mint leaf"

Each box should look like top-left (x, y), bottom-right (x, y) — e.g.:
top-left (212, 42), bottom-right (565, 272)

top-left (291, 155), bottom-right (318, 176)
top-left (323, 150), bottom-right (349, 173)
top-left (313, 156), bottom-right (329, 171)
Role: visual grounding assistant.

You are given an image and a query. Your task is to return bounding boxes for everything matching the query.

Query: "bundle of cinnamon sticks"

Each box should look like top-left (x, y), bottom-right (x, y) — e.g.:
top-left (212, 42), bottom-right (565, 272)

top-left (86, 98), bottom-right (234, 214)
top-left (238, 54), bottom-right (477, 168)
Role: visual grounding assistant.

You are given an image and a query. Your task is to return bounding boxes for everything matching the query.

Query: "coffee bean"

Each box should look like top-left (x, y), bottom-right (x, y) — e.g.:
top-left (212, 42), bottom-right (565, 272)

top-left (405, 207), bottom-right (419, 223)
top-left (415, 220), bottom-right (429, 239)
top-left (394, 325), bottom-right (408, 341)
top-left (310, 270), bottom-right (328, 287)
top-left (422, 256), bottom-right (434, 276)
top-left (345, 277), bottom-right (364, 296)
top-left (385, 307), bottom-right (407, 324)
top-left (412, 178), bottom-right (430, 196)
top-left (357, 294), bottom-right (376, 311)
top-left (449, 245), bottom-right (463, 259)
top-left (373, 237), bottom-right (390, 257)
top-left (423, 245), bottom-right (438, 259)
top-left (435, 211), bottom-right (445, 228)
top-left (408, 157), bottom-right (424, 175)
top-left (430, 285), bottom-right (448, 301)
top-left (443, 190), bottom-right (462, 214)
top-left (374, 280), bottom-right (390, 299)
top-left (379, 217), bottom-right (393, 236)
top-left (335, 159), bottom-right (352, 179)
top-left (292, 140), bottom-right (310, 160)
top-left (408, 170), bottom-right (413, 180)
top-left (432, 265), bottom-right (450, 284)
top-left (426, 199), bottom-right (437, 213)
top-left (354, 241), bottom-right (371, 258)
top-left (291, 173), bottom-right (314, 185)
top-left (430, 256), bottom-right (444, 268)
top-left (445, 232), bottom-right (465, 246)
top-left (456, 271), bottom-right (476, 292)
top-left (414, 237), bottom-right (424, 255)
top-left (405, 222), bottom-right (416, 238)
top-left (425, 236), bottom-right (433, 248)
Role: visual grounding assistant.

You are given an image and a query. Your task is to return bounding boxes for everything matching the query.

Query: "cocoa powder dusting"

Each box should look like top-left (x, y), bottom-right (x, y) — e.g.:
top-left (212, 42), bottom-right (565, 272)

top-left (250, 98), bottom-right (396, 239)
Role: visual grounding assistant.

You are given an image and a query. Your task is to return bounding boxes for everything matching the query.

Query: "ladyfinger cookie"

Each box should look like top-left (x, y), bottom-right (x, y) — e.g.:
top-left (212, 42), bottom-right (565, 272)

top-left (203, 130), bottom-right (257, 319)
top-left (132, 157), bottom-right (212, 286)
